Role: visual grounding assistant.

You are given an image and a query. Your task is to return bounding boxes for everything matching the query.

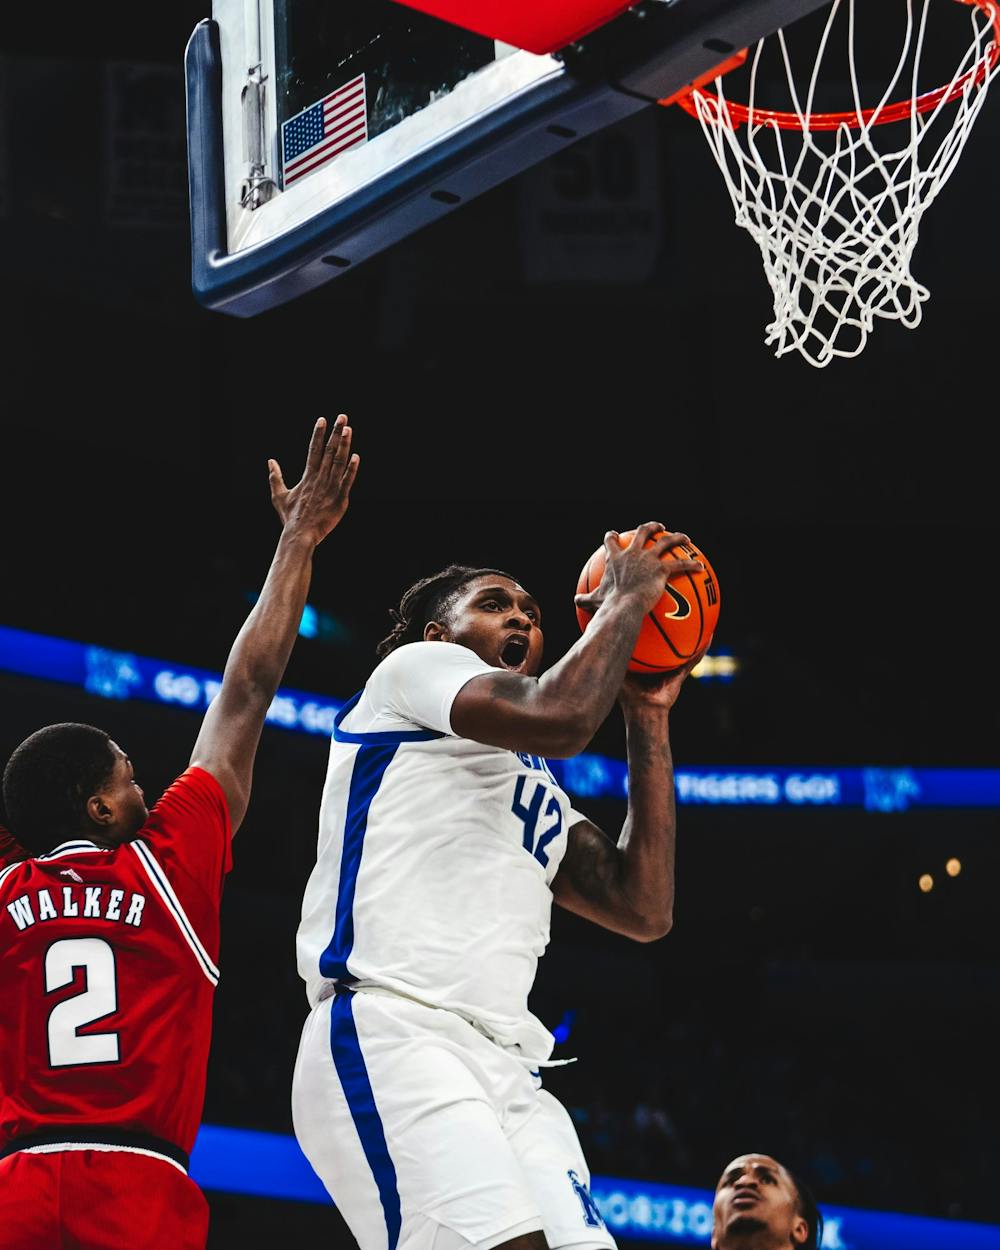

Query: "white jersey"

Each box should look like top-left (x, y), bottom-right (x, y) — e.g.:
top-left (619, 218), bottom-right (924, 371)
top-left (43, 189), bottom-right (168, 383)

top-left (296, 641), bottom-right (583, 1061)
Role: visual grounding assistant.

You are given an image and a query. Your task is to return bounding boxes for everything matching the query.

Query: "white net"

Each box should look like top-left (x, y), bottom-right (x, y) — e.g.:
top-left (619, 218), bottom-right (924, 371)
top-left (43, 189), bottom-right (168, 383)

top-left (684, 0), bottom-right (1000, 367)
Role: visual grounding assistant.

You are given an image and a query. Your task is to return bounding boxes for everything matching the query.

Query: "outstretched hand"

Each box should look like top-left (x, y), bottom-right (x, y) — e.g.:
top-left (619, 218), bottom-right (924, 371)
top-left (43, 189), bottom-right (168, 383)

top-left (268, 415), bottom-right (359, 546)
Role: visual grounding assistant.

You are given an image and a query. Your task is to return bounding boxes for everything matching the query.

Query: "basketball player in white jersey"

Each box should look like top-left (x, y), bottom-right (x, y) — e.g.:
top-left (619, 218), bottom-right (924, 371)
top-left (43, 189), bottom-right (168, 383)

top-left (294, 524), bottom-right (706, 1250)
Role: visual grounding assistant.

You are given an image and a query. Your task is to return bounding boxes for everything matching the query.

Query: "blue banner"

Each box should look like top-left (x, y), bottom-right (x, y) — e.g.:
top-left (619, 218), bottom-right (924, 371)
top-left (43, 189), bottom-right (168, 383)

top-left (589, 1175), bottom-right (1000, 1250)
top-left (3, 625), bottom-right (999, 811)
top-left (188, 1125), bottom-right (1000, 1250)
top-left (0, 624), bottom-right (342, 737)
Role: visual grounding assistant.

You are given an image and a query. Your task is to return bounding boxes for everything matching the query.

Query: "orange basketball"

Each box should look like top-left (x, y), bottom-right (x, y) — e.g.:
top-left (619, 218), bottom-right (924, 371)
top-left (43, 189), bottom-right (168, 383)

top-left (575, 529), bottom-right (720, 673)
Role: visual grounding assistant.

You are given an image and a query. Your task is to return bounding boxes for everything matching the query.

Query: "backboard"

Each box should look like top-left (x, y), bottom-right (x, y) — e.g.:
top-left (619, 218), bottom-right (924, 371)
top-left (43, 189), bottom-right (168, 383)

top-left (186, 0), bottom-right (832, 316)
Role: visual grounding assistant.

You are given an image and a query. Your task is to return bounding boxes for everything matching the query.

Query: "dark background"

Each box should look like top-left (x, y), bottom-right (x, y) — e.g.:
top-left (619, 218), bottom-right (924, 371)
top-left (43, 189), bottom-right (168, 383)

top-left (1, 2), bottom-right (999, 1245)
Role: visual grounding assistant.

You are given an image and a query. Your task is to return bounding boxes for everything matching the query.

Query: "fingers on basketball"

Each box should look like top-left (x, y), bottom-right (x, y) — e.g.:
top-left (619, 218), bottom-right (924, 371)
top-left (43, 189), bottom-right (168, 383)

top-left (630, 521), bottom-right (667, 549)
top-left (576, 528), bottom-right (720, 673)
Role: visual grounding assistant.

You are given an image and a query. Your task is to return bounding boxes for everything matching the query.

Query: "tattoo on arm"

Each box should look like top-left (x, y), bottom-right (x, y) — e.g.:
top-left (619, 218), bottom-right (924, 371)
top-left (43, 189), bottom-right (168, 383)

top-left (562, 822), bottom-right (623, 906)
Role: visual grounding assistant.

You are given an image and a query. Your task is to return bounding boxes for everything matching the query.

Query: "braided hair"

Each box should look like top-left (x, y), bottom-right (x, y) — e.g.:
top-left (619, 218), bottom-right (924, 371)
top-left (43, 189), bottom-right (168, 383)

top-left (376, 565), bottom-right (516, 659)
top-left (786, 1167), bottom-right (823, 1250)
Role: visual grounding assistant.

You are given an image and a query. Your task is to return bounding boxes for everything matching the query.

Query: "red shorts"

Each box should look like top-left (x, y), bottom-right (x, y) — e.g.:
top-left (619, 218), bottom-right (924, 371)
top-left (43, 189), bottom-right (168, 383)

top-left (0, 1148), bottom-right (210, 1250)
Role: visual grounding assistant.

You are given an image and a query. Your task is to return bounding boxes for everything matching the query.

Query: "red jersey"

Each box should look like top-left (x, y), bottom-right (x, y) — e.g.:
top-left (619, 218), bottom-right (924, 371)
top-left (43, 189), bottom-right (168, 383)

top-left (0, 767), bottom-right (231, 1161)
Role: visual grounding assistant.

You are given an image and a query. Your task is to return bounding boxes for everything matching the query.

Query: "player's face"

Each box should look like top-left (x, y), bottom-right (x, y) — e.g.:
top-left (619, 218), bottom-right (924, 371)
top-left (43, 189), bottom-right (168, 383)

top-left (93, 743), bottom-right (149, 843)
top-left (712, 1155), bottom-right (809, 1249)
top-left (434, 575), bottom-right (544, 676)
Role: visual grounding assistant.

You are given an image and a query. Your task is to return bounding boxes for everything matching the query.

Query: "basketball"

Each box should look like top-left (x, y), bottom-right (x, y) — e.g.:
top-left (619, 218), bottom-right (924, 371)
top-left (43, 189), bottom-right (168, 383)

top-left (575, 529), bottom-right (720, 673)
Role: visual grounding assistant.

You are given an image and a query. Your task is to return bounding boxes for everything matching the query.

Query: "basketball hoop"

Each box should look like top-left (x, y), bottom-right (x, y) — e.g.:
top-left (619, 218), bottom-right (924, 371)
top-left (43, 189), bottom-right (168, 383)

top-left (672, 0), bottom-right (1000, 367)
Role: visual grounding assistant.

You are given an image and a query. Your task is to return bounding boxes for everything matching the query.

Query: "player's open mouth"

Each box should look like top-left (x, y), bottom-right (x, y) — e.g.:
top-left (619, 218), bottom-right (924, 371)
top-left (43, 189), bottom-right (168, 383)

top-left (500, 635), bottom-right (529, 669)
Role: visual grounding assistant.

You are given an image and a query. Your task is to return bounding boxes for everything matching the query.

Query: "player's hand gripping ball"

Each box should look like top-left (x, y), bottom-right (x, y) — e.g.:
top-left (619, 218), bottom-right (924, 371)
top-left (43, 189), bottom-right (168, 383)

top-left (576, 529), bottom-right (721, 672)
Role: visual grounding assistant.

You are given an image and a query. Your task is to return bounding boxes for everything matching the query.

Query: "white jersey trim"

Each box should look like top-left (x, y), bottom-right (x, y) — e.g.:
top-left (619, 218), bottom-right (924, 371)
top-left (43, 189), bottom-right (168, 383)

top-left (0, 860), bottom-right (24, 889)
top-left (16, 1141), bottom-right (187, 1175)
top-left (36, 842), bottom-right (112, 860)
top-left (2, 842), bottom-right (113, 889)
top-left (129, 840), bottom-right (220, 986)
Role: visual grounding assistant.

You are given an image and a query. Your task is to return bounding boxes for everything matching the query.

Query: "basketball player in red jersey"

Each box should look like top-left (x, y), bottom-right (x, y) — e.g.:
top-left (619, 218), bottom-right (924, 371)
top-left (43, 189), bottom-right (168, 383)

top-left (0, 415), bottom-right (359, 1250)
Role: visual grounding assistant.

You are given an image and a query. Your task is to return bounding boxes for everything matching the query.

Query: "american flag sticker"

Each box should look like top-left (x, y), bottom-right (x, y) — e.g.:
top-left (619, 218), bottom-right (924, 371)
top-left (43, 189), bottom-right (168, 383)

top-left (281, 74), bottom-right (368, 188)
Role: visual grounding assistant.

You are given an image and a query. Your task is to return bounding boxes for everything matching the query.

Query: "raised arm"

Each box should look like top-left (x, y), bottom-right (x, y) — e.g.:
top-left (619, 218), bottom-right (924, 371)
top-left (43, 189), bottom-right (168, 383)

top-left (189, 416), bottom-right (359, 833)
top-left (450, 525), bottom-right (703, 759)
top-left (552, 662), bottom-right (697, 942)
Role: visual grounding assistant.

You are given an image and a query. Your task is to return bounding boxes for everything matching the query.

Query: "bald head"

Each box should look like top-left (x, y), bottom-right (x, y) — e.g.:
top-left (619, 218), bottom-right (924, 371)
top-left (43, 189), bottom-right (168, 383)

top-left (711, 1154), bottom-right (814, 1250)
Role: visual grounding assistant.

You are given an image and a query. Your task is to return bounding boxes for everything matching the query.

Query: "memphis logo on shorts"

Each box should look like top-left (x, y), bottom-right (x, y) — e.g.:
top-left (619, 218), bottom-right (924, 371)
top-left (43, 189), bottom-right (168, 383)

top-left (282, 74), bottom-right (368, 187)
top-left (568, 1170), bottom-right (605, 1228)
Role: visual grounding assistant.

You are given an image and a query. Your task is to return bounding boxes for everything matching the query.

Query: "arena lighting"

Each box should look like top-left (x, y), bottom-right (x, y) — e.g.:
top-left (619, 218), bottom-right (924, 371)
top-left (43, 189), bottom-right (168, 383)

top-left (245, 593), bottom-right (351, 645)
top-left (187, 1124), bottom-right (1000, 1250)
top-left (946, 857), bottom-right (963, 877)
top-left (298, 603), bottom-right (320, 639)
top-left (3, 625), bottom-right (1000, 811)
top-left (919, 873), bottom-right (935, 893)
top-left (551, 1008), bottom-right (576, 1044)
top-left (690, 652), bottom-right (739, 681)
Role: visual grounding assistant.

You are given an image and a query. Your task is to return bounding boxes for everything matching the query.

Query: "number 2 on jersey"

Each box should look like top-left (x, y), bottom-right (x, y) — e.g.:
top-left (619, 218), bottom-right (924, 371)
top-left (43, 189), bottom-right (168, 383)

top-left (512, 776), bottom-right (563, 868)
top-left (45, 937), bottom-right (120, 1067)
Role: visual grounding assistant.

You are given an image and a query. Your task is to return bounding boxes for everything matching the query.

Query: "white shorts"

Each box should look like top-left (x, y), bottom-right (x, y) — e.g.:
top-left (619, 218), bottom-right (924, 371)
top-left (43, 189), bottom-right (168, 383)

top-left (291, 988), bottom-right (616, 1250)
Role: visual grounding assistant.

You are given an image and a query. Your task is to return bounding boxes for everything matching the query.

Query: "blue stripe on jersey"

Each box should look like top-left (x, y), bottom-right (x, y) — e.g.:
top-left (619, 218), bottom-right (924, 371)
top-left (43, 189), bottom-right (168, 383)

top-left (333, 691), bottom-right (446, 745)
top-left (330, 991), bottom-right (402, 1250)
top-left (319, 743), bottom-right (398, 981)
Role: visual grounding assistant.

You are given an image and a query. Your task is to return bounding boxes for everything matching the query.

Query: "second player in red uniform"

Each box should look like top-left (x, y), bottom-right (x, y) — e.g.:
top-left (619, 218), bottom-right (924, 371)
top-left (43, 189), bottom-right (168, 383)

top-left (0, 415), bottom-right (359, 1250)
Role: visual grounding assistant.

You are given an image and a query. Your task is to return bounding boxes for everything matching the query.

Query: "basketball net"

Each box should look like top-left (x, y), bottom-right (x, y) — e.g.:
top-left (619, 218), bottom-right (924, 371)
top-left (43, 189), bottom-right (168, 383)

top-left (675, 0), bottom-right (1000, 367)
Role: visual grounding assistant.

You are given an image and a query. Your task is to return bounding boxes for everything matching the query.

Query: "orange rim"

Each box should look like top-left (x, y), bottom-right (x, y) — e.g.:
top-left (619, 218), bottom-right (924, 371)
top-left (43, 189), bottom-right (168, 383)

top-left (676, 0), bottom-right (1000, 130)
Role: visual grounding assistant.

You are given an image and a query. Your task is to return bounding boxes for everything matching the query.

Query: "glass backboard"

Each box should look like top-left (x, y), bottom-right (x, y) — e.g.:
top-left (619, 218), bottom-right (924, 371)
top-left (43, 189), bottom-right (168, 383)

top-left (186, 0), bottom-right (832, 316)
